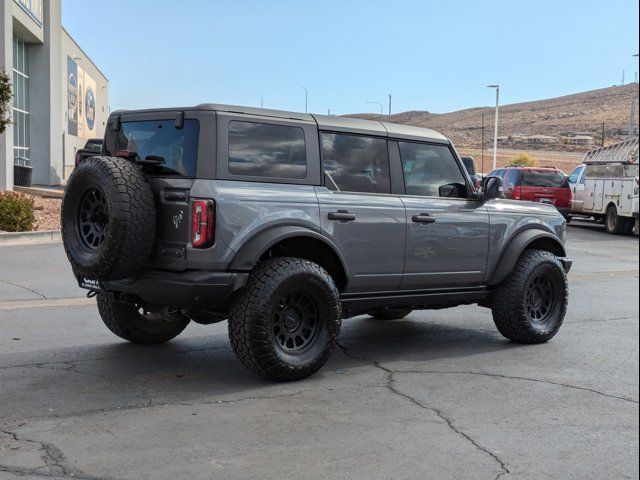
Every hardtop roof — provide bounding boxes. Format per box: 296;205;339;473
110;104;450;144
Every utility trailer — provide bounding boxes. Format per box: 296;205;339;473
569;138;639;235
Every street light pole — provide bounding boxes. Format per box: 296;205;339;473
366;101;384;120
481;113;485;174
487;84;500;170
631;54;639;137
388;94;392;122
301;87;308;113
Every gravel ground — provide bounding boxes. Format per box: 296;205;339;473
33;196;62;231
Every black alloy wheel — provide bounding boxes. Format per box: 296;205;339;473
77;187;109;251
272;290;320;355
525;274;556;326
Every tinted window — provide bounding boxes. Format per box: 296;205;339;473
105;119;199;176
399;142;467;197
521;170;568;187
321;133;390;193
228;121;306;179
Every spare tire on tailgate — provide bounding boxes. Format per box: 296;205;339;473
61;156;156;281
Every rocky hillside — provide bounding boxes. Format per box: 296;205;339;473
348;84;639;150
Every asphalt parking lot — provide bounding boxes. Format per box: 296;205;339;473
0;221;638;480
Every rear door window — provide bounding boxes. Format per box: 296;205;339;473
321;133;390;193
521;170;567;187
228;121;306;179
105;119;199;176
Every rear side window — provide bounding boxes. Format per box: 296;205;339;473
104;119;199;176
228;121;306;179
522;170;567;187
321;133;390;193
399;142;467;197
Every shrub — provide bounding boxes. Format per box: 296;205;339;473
0;191;35;232
509;153;538;167
0;71;12;134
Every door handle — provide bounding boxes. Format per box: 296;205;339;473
412;214;436;224
328;211;356;222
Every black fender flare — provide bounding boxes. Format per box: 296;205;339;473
229;225;350;277
488;229;566;286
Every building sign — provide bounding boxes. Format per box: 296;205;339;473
66;56;98;139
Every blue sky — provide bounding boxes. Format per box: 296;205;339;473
62;0;639;115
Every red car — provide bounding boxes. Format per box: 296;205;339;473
489;167;572;221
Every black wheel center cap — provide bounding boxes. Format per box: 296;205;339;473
91;208;107;230
282;309;301;332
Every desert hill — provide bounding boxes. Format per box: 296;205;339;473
347;84;639;150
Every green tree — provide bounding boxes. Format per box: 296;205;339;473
0;71;12;134
509;153;538;167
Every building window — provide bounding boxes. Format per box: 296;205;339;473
13;34;30;162
14;0;43;25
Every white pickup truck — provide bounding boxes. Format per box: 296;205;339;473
568;138;639;235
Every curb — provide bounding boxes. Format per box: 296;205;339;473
0;230;62;245
14;186;65;199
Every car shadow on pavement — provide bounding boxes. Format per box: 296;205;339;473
1;314;526;421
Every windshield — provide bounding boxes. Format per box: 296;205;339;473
522;170;567;188
104;119;199;176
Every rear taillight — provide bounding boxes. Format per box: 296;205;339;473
191;200;215;248
513;186;521;200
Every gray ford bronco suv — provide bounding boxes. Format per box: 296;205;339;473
61;104;571;381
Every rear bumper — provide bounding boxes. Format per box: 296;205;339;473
103;270;248;309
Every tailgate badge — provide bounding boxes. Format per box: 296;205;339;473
172;210;184;229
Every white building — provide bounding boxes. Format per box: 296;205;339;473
0;0;109;190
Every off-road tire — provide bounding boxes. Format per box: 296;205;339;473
228;257;341;381
605;205;628;235
61;156;156;281
491;249;568;344
368;308;413;320
97;294;190;344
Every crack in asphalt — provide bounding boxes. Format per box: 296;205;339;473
565;315;638;324
2;384;386;425
336;342;510;480
0;428;115;480
0;345;230;372
0;278;47;299
395;370;639;405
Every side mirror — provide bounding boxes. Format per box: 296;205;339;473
481;176;505;201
